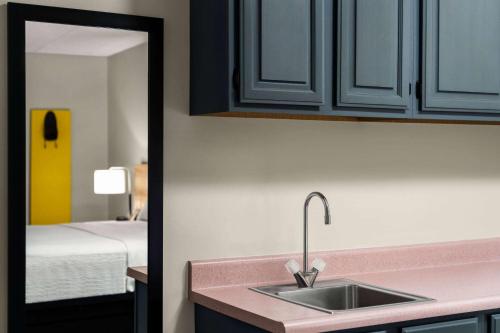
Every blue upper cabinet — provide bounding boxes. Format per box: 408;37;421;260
421;0;500;115
191;0;500;123
240;0;325;105
337;0;412;110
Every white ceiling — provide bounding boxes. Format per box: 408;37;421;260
26;21;148;57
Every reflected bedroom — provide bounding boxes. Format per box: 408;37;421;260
25;21;148;332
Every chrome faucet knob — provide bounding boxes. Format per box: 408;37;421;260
285;259;300;275
311;258;326;273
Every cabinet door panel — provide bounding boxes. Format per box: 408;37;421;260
338;0;411;109
260;0;308;83
403;318;478;333
422;0;500;112
240;0;325;105
492;314;500;333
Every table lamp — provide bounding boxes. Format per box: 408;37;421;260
94;167;132;219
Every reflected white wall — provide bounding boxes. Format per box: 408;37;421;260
108;43;148;219
26;53;109;222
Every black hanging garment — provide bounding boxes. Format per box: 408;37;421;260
43;110;58;148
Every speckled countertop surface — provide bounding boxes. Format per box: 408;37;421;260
189;238;500;333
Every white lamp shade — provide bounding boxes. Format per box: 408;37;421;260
94;169;127;194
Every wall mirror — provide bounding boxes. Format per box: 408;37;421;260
8;4;163;333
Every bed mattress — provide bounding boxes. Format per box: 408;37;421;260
26;221;147;304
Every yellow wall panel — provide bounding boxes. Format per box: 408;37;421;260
30;109;71;225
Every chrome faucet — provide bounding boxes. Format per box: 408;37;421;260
286;192;331;288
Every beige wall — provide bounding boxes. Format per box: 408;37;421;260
2;1;500;333
26;53;109;222
108;43;148;218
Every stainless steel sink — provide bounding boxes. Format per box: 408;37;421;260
251;279;433;314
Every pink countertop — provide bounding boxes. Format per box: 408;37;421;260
189;238;500;333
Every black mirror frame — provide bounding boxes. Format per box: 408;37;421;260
7;3;164;333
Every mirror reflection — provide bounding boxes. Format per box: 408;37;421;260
25;21;149;308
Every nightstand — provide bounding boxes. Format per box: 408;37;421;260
127;267;148;333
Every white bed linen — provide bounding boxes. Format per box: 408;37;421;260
26;224;127;303
26;221;148;303
66;221;148;291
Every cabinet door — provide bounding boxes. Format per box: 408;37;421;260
403;318;479;333
326;331;386;333
240;0;325;105
492;314;500;333
337;0;411;109
422;0;500;113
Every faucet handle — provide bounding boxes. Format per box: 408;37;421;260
311;258;326;272
285;259;301;275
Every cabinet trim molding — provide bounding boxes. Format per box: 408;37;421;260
240;0;326;105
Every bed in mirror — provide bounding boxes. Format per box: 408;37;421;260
8;4;164;333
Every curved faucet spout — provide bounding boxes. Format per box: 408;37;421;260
303;192;331;274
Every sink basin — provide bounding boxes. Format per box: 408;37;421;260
251;279;433;314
